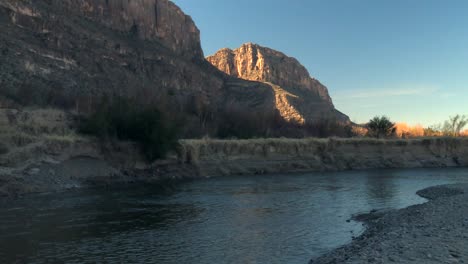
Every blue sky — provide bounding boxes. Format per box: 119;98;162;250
173;0;468;126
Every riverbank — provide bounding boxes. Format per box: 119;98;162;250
2;108;468;197
311;184;468;263
0;109;195;197
179;137;468;176
0;156;197;197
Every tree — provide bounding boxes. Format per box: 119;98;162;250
366;116;396;138
80;97;178;161
441;115;468;137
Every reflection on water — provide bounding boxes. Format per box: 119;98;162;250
1;168;468;264
364;170;398;204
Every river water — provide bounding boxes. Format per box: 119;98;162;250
1;168;468;264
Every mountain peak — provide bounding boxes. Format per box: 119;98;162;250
207;44;349;124
207;43;332;104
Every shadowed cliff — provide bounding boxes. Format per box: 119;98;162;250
0;0;348;138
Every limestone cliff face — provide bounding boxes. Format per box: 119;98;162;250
64;0;203;60
207;43;331;102
207;43;349;124
1;0;203;59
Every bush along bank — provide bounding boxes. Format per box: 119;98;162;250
79;98;179;162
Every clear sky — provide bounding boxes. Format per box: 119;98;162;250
173;0;468;126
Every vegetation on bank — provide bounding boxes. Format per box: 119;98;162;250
357;115;468;139
426;115;468;137
366;116;396;138
78;96;355;161
5;90;466;161
78;97;467;161
184;101;354;139
79;98;178;161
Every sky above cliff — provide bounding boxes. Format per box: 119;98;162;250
173;0;468;126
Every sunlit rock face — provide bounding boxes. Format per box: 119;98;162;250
208;43;331;103
207;43;349;124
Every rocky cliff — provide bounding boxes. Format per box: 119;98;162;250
0;0;348;138
0;0;275;130
207;43;349;124
2;0;203;59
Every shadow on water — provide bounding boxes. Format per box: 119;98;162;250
1;168;468;263
0;181;204;263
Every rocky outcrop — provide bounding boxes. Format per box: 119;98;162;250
207;43;331;102
178;138;468;177
0;0;277;131
207;43;349;124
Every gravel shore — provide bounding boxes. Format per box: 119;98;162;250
311;184;468;264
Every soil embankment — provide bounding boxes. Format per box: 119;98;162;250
179;138;468;177
0;109;193;197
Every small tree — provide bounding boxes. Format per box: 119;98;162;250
366;116;396;138
423;125;442;137
441;115;468;137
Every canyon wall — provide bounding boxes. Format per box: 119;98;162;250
0;0;275;129
1;0;203;59
0;0;349;137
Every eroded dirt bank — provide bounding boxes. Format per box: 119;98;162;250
311;184;468;264
0;109;194;197
179;138;468;177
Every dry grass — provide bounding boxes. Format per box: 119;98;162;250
0;108;82;159
181;136;467;145
179;136;468;163
395;123;425;138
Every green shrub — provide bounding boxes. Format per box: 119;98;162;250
366;116;396;138
80;98;178;161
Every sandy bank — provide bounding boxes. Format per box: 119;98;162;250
179;138;468;176
311;184;468;263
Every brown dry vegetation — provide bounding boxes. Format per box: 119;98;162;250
395;123;425;138
0;108;87;167
359;119;467;139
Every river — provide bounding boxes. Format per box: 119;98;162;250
1;168;468;263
